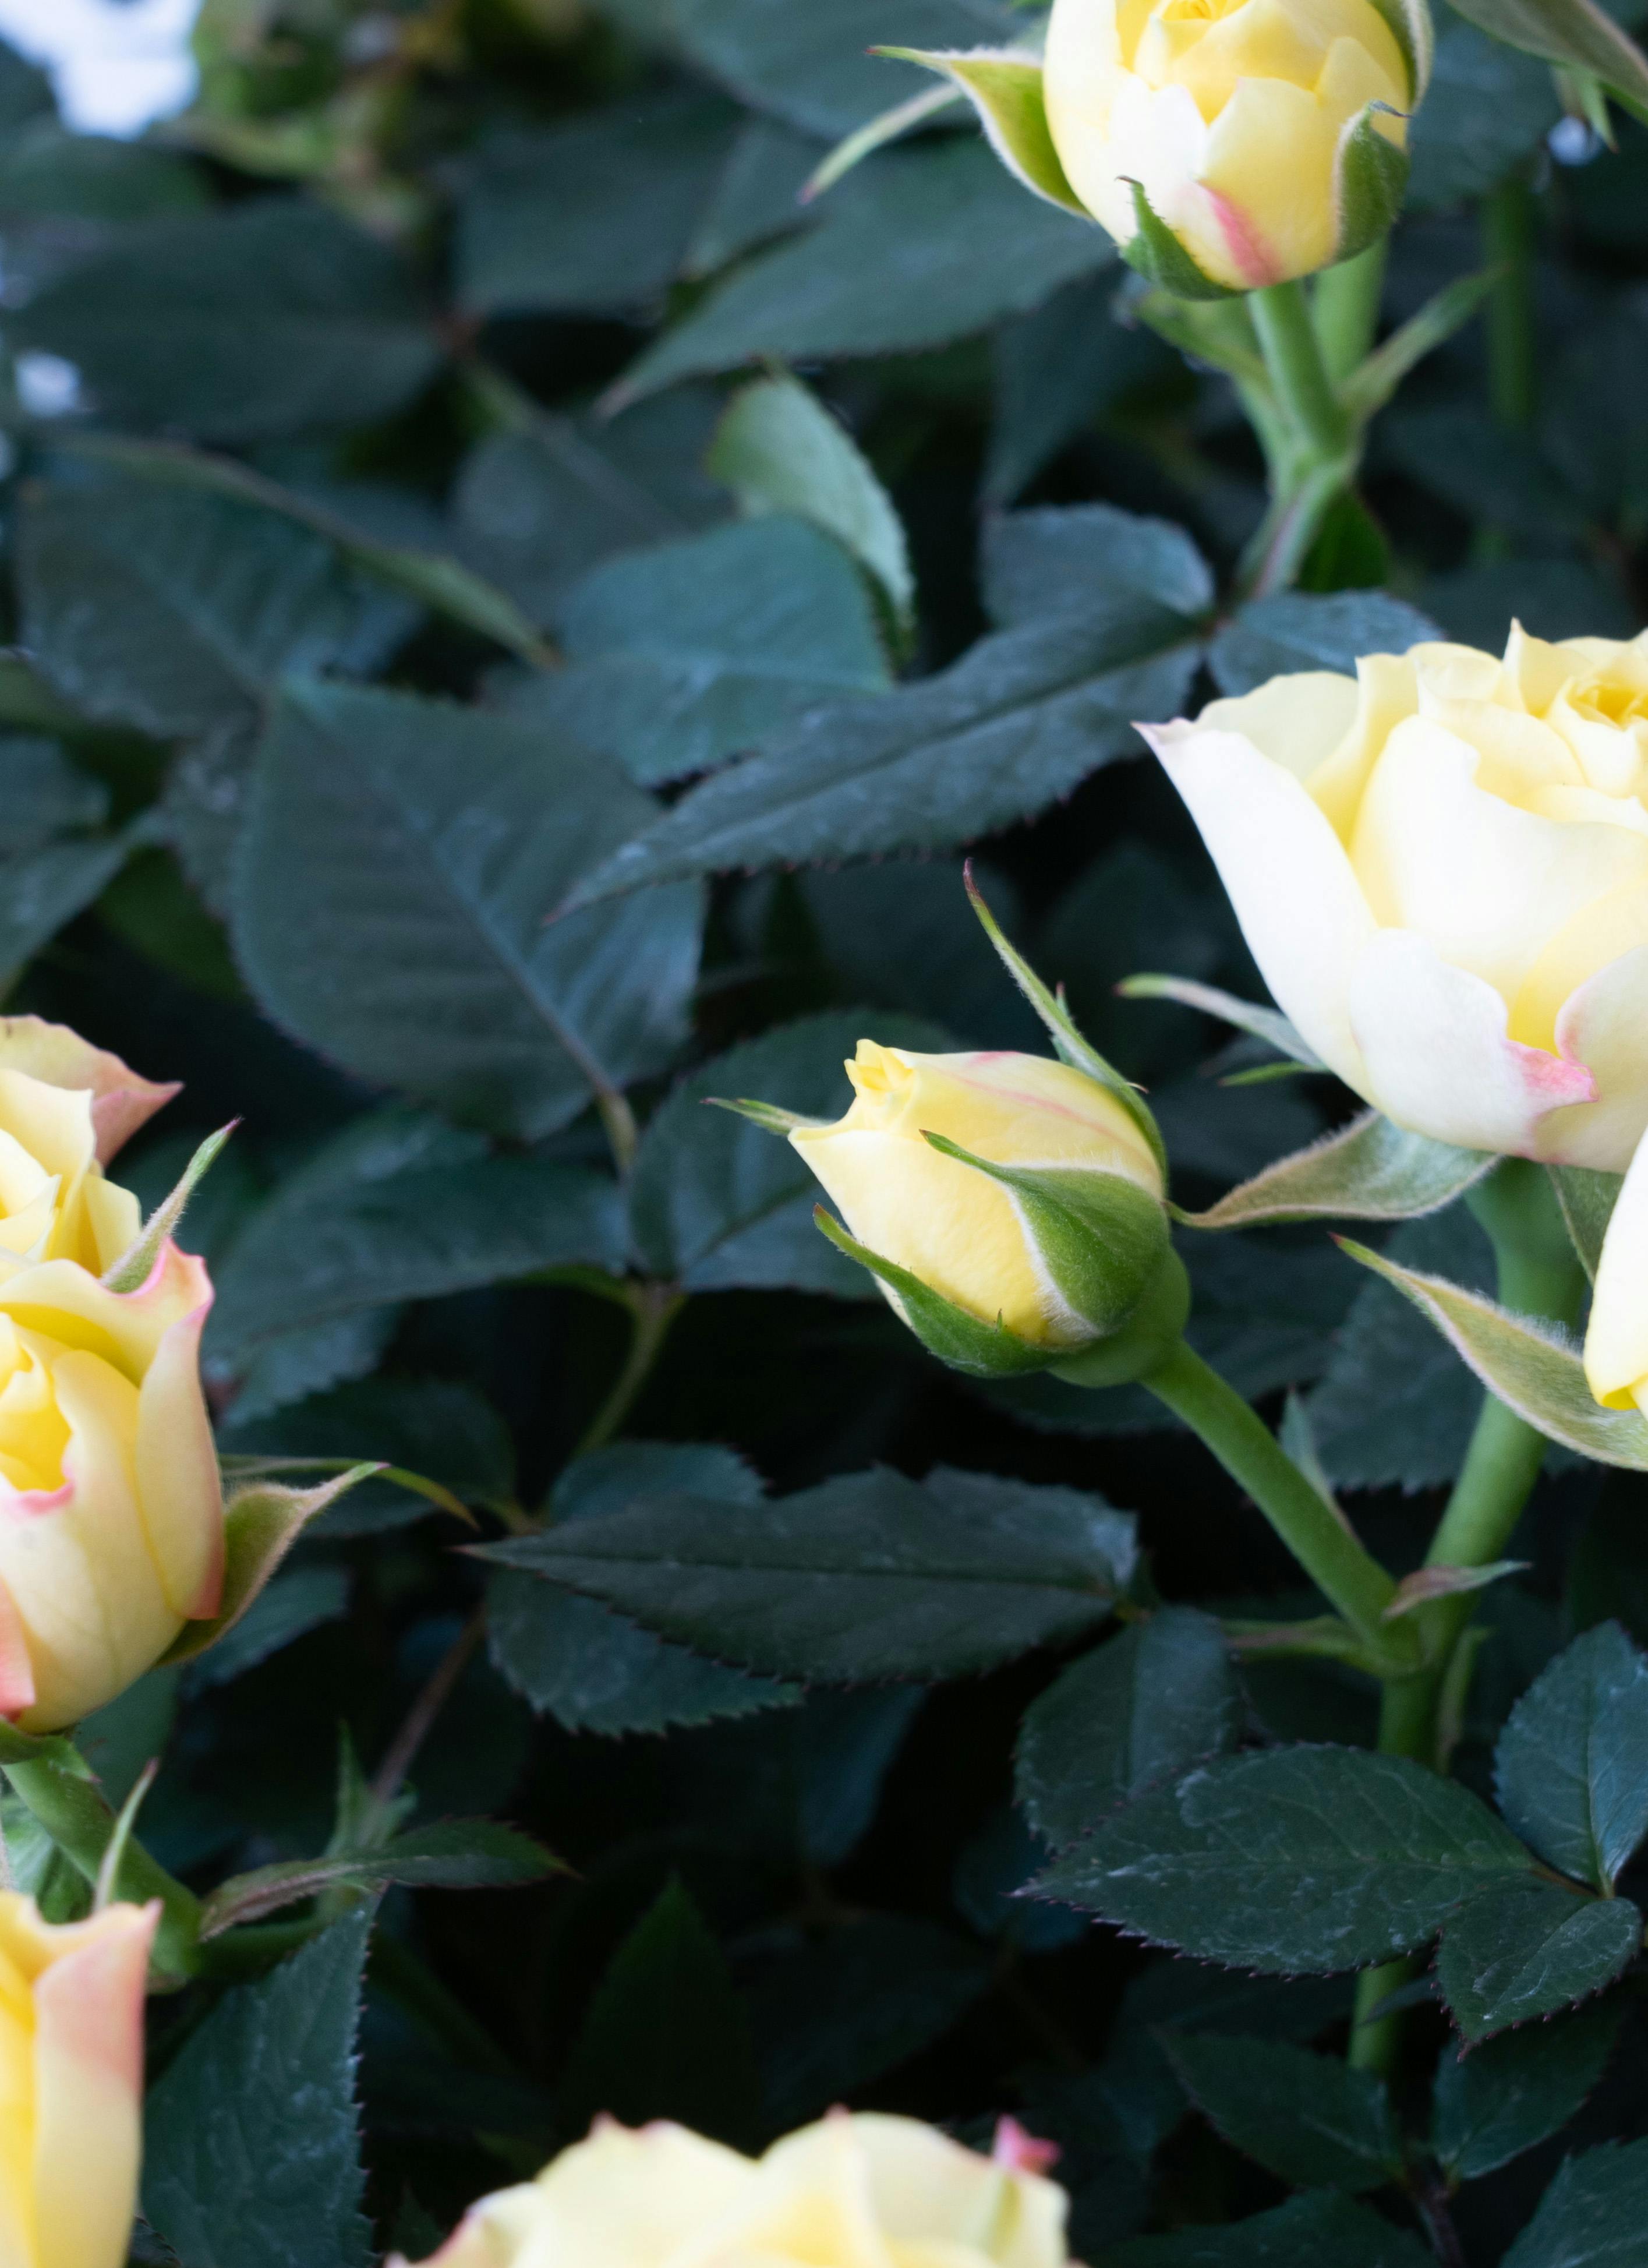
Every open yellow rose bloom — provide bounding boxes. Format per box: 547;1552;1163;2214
400;2110;1073;2268
0;1893;155;2268
1043;0;1413;287
1150;626;1648;1425
791;1043;1164;1348
0;1020;221;1729
1151;630;1648;1172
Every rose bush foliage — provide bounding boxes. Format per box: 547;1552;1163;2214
2;0;1648;2264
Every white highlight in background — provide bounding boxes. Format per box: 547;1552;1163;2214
0;0;201;138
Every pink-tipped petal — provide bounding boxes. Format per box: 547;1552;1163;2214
0;1573;36;1720
993;2117;1062;2176
33;1900;157;2268
0;1019;178;1165
1348;930;1597;1156
1544;944;1648;1171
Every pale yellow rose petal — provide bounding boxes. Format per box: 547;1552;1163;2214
1586;1122;1648;1405
1540;942;1648;1172
793;1125;1070;1344
1194;670;1360;786
0;1019;178;1165
1349;715;1648;998
1346;928;1596;1156
0;1345;181;1730
848;2114;1069;2268
1145;718;1377;1090
135;1299;224;1623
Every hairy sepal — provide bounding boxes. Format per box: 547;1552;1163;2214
876;48;1088;215
160;1466;384;1668
1182;1111;1494;1230
1336;1240;1648;1468
1120;180;1239;302
812;1206;1055;1377
920;1133;1170;1336
1332;104;1410;266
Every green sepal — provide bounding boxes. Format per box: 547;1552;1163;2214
1364;0;1434;102
706;1094;827;1137
1334;1238;1648;1469
158;1465;384;1669
1051;1248;1192;1388
1549;1164;1621;1285
1179;1110;1494;1231
963;864;1168;1183
1332;104;1410;267
1119;179;1238;302
812;1206;1055;1377
919;1133;1170;1336
102;1121;236;1294
875;48;1088;215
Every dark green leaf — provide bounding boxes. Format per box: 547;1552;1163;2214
1208;592;1442;696
988;274;1172;505
13;202;438;443
232;681;702;1140
488;1443;800;1735
1309;1204;1497;1490
1106;2190;1431;2268
480;1465;1136;1682
1034;1746;1534;1973
1407;18;1562;209
17;479;392;739
742;1916;990;2128
1503;2140;1648;2268
564;613;1199;905
1495;1622;1648;1891
982;501;1214;626
1435;1880;1642;2041
59;435;549;670
614;140;1111;404
664;0;1016;137
143;1912;373;2268
184;1566;351;1692
558;1879;759;2144
0;832;131;978
457;94;739;316
1444;0;1648;114
1431;1998;1622;2181
629;1009;951;1294
1162;2032;1401;2192
209;1107;623;1358
534;517;890;785
1016;1609;1242;1851
454;389;730;621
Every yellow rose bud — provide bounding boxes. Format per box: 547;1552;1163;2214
791;1041;1168;1355
0;1235;224;1730
0;1892;157;2268
1043;0;1422;288
1146;627;1648;1173
395;2111;1073;2268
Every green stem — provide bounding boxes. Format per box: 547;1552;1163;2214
574;1280;684;1461
1145;1341;1414;1671
1348;1161;1586;2073
1250;280;1350;462
5;1750;201;1979
1313;239;1388;388
1482;172;1538;431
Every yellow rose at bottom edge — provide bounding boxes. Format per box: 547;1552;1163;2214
0;1893;157;2268
397;2110;1074;2268
791;1044;1164;1348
